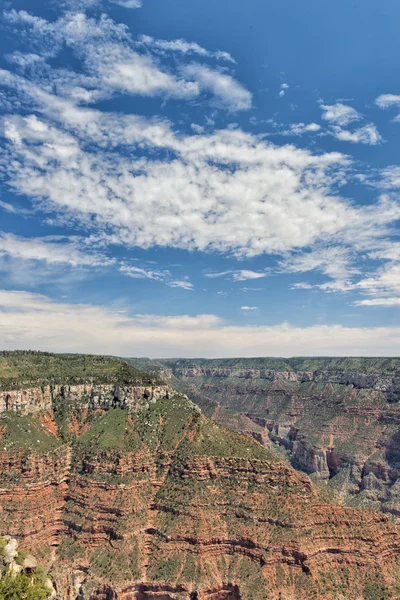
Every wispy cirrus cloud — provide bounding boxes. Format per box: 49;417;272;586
204;270;269;281
137;35;234;62
119;265;193;290
111;0;142;8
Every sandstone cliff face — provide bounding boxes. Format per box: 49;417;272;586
0;384;171;416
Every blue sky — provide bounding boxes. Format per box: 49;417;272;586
0;0;399;357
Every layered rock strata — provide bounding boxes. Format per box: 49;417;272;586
0;384;170;415
159;359;400;516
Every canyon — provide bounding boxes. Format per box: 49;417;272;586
1;352;400;599
155;358;400;517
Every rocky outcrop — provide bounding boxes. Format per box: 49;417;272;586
0;384;171;416
0;446;70;548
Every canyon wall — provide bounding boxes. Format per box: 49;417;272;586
159;359;400;516
0;384;171;415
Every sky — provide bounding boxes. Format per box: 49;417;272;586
0;0;399;357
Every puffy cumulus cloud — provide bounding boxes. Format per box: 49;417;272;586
0;231;112;267
0;290;399;356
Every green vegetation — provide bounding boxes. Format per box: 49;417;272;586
287;356;400;373
159;356;400;373
0;351;162;391
0;412;61;451
0;537;50;600
0;572;49;600
159;357;295;370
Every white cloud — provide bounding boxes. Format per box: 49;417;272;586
2;11;244;106
0;200;23;214
111;0;142;7
280;246;358;291
0;232;111;267
355;263;400;296
290;282;313;290
119;265;168;281
330;124;383;145
284;243;400;304
119;265;193;289
204;271;232;279
379;166;400;189
354;297;400;307
320;103;383;145
181;63;252;111
279;122;321;136
279;83;289;98
168;280;194;290
0;290;399;356
204;270;268;281
0;7;399;308
1;105;370;257
232;270;268;281
138;35;234;62
321;103;361;126
375;94;400;109
241;306;258;310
